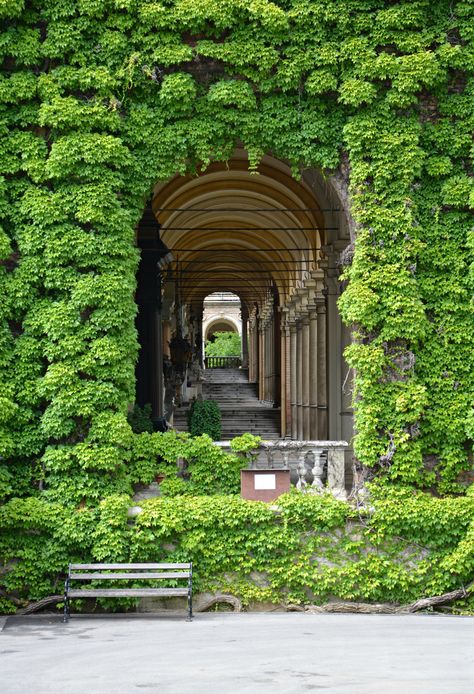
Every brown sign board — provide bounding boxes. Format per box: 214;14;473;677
241;469;291;502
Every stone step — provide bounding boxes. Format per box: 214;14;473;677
174;413;280;421
203;395;259;400
203;369;249;382
175;368;281;437
203;395;260;401
203;388;258;395
204;392;257;396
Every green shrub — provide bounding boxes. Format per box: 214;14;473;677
205;331;241;357
128;430;245;495
187;400;222;440
127;404;154;434
230;433;262;466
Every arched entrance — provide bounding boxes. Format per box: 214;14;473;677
205;319;239;340
136;150;353;443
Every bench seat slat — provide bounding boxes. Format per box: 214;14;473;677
70;563;191;570
70;572;190;580
68;588;189;598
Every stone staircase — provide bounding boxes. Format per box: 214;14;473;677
173;368;281;440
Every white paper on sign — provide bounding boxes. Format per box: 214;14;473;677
254;474;276;490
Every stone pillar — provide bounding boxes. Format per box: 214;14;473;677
269;317;275;404
194;307;204;369
262;322;267;401
309;308;318;439
265;321;270;402
253;317;259;385
241;307;249;369
162;320;171;358
302;315;310;439
317;303;328;438
326;271;342;440
248;317;256;382
152;305;164;418
290;321;298;440
296;319;303;440
328;448;347;500
282;320;291;438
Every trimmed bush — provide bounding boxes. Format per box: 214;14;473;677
187;400;222;440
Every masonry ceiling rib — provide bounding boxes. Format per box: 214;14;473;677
152;150;323;307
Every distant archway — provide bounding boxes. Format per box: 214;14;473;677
205;319;239;341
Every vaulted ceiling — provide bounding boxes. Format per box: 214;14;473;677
152;150;325;311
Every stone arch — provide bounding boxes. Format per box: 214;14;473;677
137;149;353;445
204;317;240;341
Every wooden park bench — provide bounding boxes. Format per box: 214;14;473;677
63;562;193;622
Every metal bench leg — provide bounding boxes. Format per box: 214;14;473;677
187;565;193;621
63;579;70;623
187;591;193;622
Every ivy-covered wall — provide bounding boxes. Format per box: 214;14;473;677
1;488;473;612
1;0;472;502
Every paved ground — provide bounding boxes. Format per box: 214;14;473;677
0;612;473;693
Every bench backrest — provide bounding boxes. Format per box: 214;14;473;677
68;563;192;581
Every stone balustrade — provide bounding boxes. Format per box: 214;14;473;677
205;356;242;369
216;440;349;500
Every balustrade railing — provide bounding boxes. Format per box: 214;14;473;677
205;356;242;369
216;439;348;500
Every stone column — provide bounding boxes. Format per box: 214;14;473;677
290;321;298;440
302;315;310;439
253;317;259;385
162;320;171;358
296;319;303;440
248;317;256;382
262;322;267;401
194;307;204;369
266;321;270;402
317;302;328;439
309;308;318;439
152;305;164;418
241;307;249;369
282;320;291;438
270;316;275;404
328;448;347;500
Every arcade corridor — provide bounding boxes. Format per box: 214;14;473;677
135;150;354;444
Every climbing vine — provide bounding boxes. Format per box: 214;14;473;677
1;489;473;613
0;0;473;609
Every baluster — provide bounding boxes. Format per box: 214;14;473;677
266;447;275;469
296;449;307;491
311;449;324;492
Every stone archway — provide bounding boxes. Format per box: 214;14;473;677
205;320;239;339
136;149;353;444
3;1;470;506
203;294;242;344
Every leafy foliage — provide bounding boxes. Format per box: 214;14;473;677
205;331;241;357
0;0;473;611
187;399;222;440
1;488;472;612
129;430;246;495
0;0;471;496
127;403;154;434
